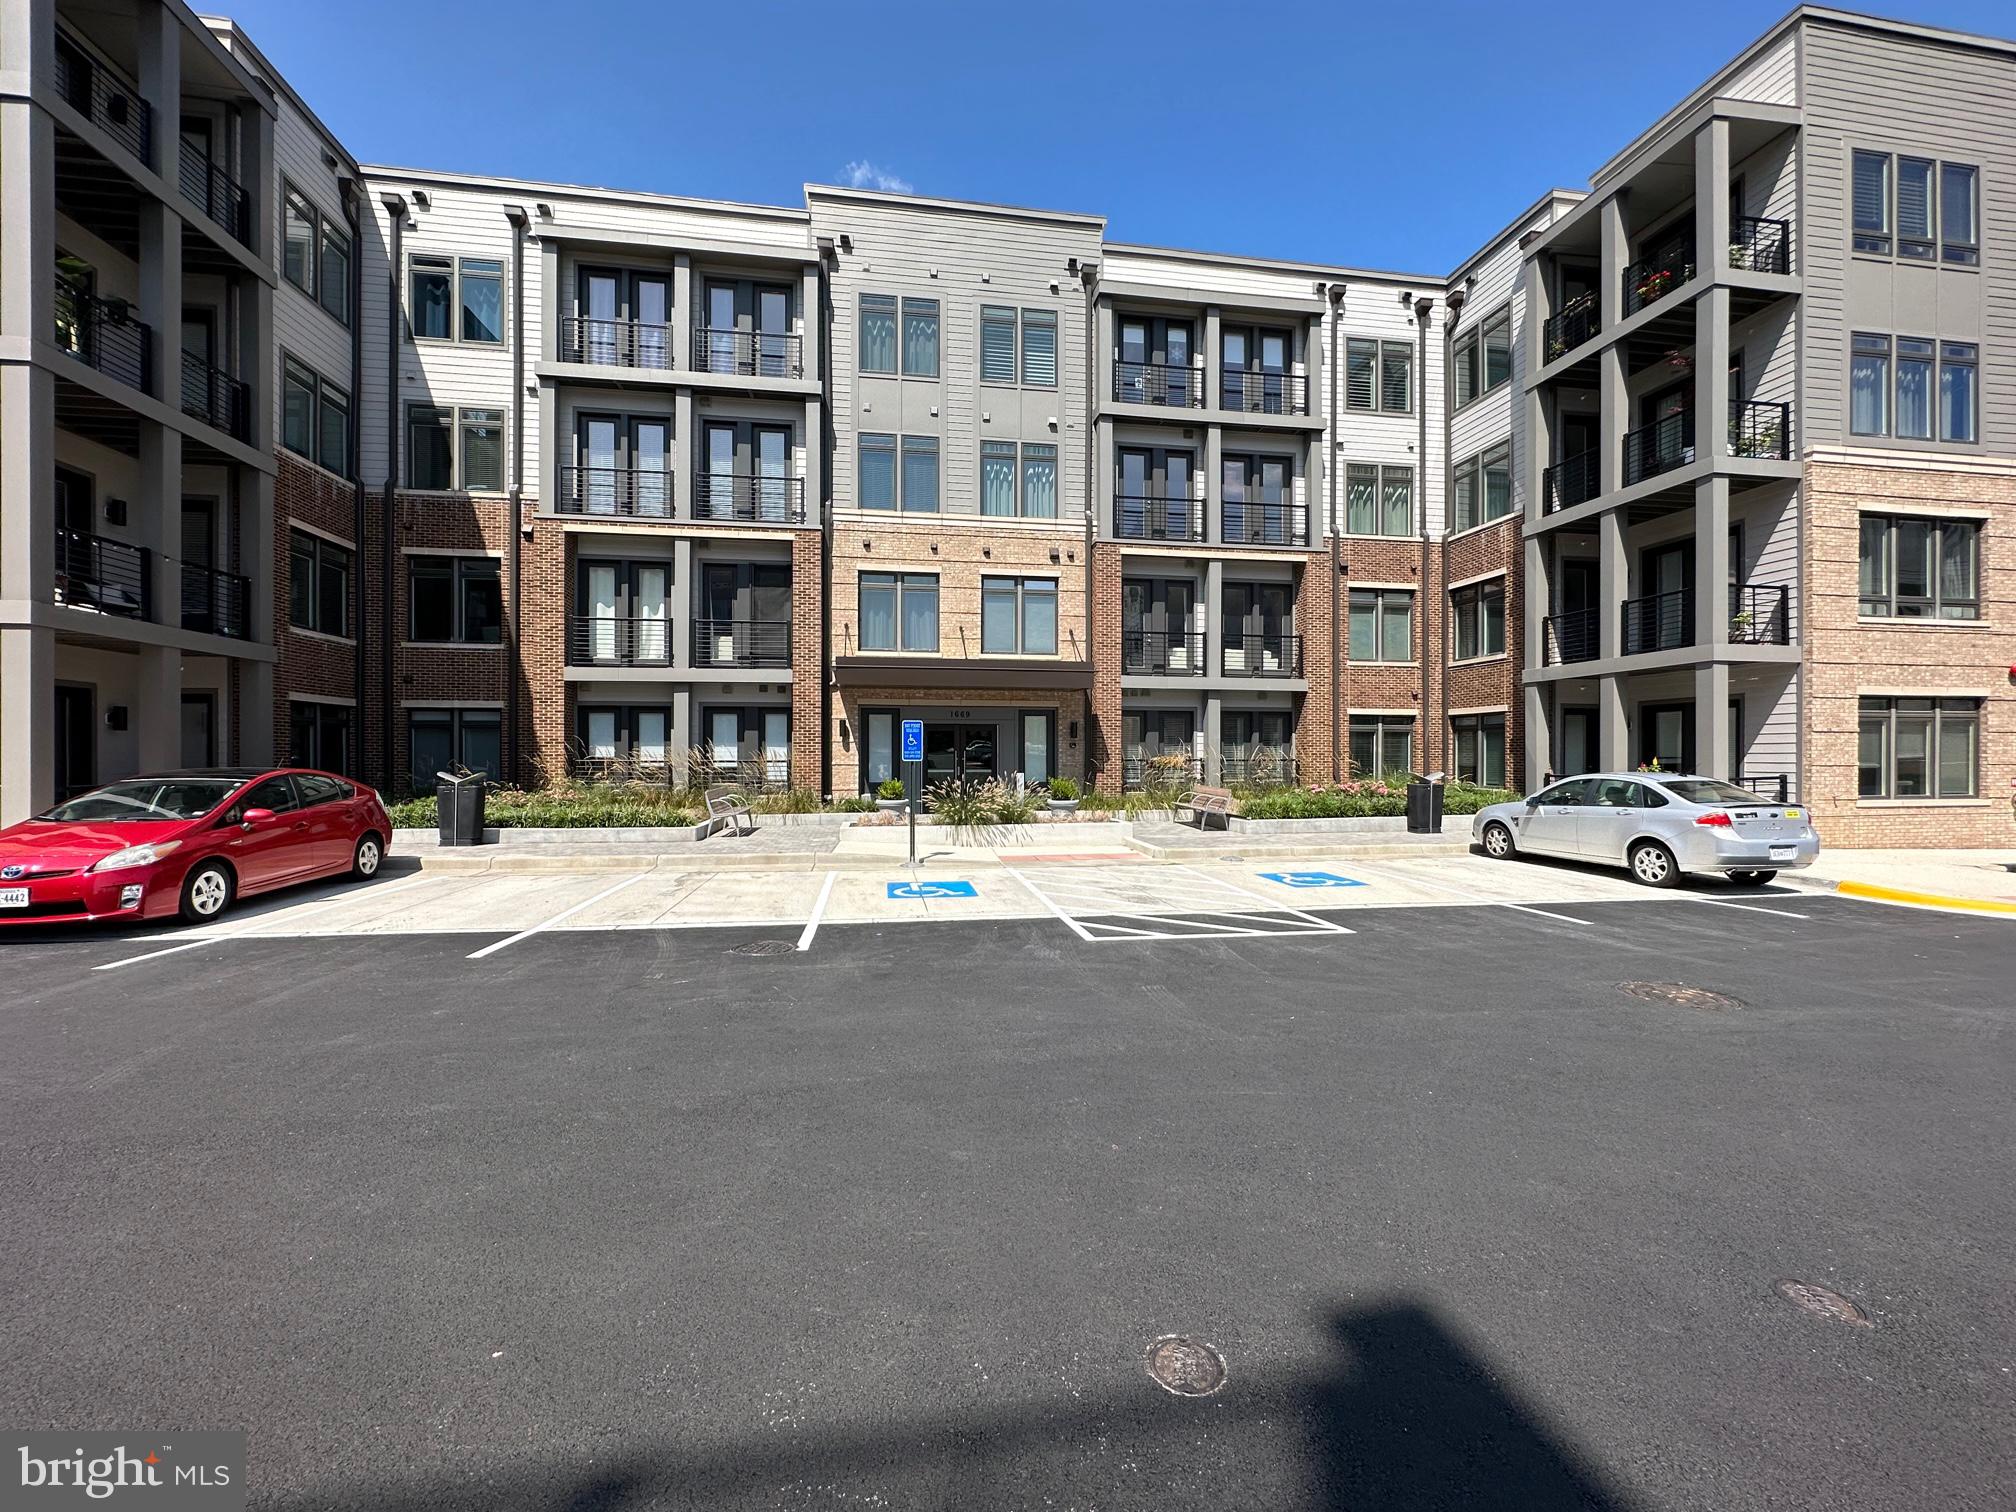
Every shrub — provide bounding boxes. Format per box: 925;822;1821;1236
831;796;876;812
1045;776;1080;801
926;779;994;825
876;778;908;800
1234;779;1519;821
751;787;822;814
990;784;1043;824
388;781;697;830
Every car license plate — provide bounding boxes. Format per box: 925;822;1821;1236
0;887;28;908
1769;844;1796;862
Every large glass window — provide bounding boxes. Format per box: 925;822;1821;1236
1342;463;1413;538
1021;442;1057;518
1852;150;1982;267
282;182;350;329
1858;697;1979;799
1895;337;1934;439
283;187;315;295
1940;342;1977;442
978;440;1055;518
1942;163;1979;264
1858;514;1979;618
288;528;351;638
1343;338;1411;413
981;577;1058;655
981;439;1017;516
1851;331;1890;436
460;408;504;491
406;404;454;489
1451;307;1511;409
1851;332;1977;443
980;306;1016;383
1853;149;1892;254
1452;444;1512;531
318;220;351;325
1348;716;1414;779
283;355;349;477
409;254;454;341
289;699;352;775
900;435;939;512
859;572;938;652
901;297;939;377
1021;308;1057;387
460;259;504;343
410;254;501;344
407;708;502;793
1451;713;1506;788
1348;589;1412;663
409;555;502;644
1450;579;1506;660
859;432;896;509
859;293;897;373
282;356;315;459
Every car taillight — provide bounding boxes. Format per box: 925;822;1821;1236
1694;810;1734;828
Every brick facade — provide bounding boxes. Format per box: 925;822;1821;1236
790;528;824;794
1442;518;1524;787
272;452;365;768
1291;552;1335;783
1087;542;1124;794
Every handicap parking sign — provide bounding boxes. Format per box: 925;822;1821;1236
888;880;977;899
901;719;924;763
1258;870;1365;889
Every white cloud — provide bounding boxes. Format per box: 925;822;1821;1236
843;159;914;194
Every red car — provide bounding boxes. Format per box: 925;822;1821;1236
0;767;391;926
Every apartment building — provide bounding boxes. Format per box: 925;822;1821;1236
3;2;2010;847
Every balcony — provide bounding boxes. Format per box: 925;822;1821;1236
559;316;674;371
1222;750;1297;787
55;275;151;394
1220;368;1310;416
1622;241;1696;317
180;350;249;441
54;525;150;620
1542;449;1600;513
1222;632;1302;678
1542;607;1599;666
692;326;802;379
566;615;673;667
1729;400;1790;460
1120;629;1205;676
181;563;250;639
1220;501;1309;548
1730;216;1791;276
1728;583;1791;645
1122;754;1201;791
693;618;791;669
178;139;250;247
1622;407;1694;488
1738;772;1793;803
53;32;152;165
1621;588;1692;656
1543;293;1600;362
1115;494;1202;542
1113;361;1202;408
691;473;805;524
554;465;674;519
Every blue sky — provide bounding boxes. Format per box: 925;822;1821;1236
224;0;2014;275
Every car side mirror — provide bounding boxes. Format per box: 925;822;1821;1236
1524;796;1542;809
240;807;276;828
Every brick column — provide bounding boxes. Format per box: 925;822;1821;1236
1086;541;1124;794
1292;555;1333;785
790;528;823;794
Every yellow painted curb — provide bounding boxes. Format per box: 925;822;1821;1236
1837;879;2016;915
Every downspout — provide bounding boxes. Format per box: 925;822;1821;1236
1413;294;1434;774
1325;284;1343;783
1079;259;1097;783
378;192;406;792
1441;287;1467;784
342;176;366;772
503;205;529;786
816;240;835;799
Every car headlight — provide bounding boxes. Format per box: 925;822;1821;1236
89;840;181;873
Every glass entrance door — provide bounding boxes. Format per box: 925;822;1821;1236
1639;702;1695;773
923;724;996;784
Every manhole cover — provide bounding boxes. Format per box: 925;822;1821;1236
1144;1336;1227;1397
726;940;796;957
1774;1280;1872;1326
1620;981;1745;1012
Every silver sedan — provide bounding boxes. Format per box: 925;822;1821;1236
1472;773;1820;887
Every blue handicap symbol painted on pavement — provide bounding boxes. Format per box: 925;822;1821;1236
1258;870;1366;889
887;880;978;900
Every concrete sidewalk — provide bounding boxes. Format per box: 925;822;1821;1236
1786;846;2016;913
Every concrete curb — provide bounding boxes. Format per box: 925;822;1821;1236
1833;879;2016;915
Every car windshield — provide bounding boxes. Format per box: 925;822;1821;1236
35;778;245;822
1656;778;1771;806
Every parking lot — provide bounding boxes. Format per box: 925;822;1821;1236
3;855;2011;1510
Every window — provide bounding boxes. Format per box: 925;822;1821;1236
1349;715;1414;779
1858;697;1979;799
281;182;351;328
1853;150;1982;265
1851;333;1976;443
1021;308;1057;386
460;408;504;491
979;440;1056;518
1451;713;1506;788
859;572;938;652
981;440;1016;516
288;528;351;638
859;294;897;373
1450;579;1506;660
902;296;939;376
1345;338;1410;411
1348;589;1412;663
409;254;503;344
282;355;350;476
981;306;1016;383
1342;463;1413;537
978;305;1057;386
406;404;453;489
1452;308;1512;409
1451;443;1512;532
859;432;896;509
289;699;352;775
407;708;502;793
900;435;939;512
1858;514;1979;618
981;577;1058;655
1380;340;1413;412
577;705;673;773
1021;443;1057;518
409;555;502;644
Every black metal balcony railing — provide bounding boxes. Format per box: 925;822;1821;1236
1543;607;1600;665
1728;582;1792;645
1622;587;1694;655
1623;240;1696;316
1543;292;1600;362
692;326;802;379
54;276;151;394
691;472;805;524
1120;629;1206;676
180;350;249;440
1115;494;1203;542
1730;216;1792;276
1221;502;1310;548
178;139;250;246
1222;751;1298;788
554;465;675;519
1222;632;1303;677
1738;772;1793;804
53;34;153;164
692;618;791;668
566;615;674;667
1730;399;1791;460
1623;408;1695;487
1113;361;1203;408
559;316;675;370
54;525;150;620
181;563;250;639
1122;755;1202;792
1543;449;1601;513
1220;368;1310;416
691;756;794;793
569;752;678;784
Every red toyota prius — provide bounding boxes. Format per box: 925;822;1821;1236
0;768;391;927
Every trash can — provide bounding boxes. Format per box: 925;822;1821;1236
436;770;487;846
1405;773;1445;835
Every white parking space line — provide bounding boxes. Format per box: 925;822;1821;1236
465;872;651;960
1006;864;1353;944
1688;896;1811;919
1002;866;1096;942
1343;859;1598;926
92;872;438;970
796;872;838;952
92;939;215;972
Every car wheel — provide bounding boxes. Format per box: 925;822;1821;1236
179;861;235;923
351;833;384;880
1628;841;1681;889
1727;869;1777;886
1481;821;1516;859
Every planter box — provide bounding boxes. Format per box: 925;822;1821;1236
1225;814;1474;836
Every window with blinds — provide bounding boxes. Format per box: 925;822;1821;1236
1342;463;1413;537
981;307;1016;383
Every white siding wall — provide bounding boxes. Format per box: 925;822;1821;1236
1723;31;1799;108
1327;277;1443;535
268;94;353;458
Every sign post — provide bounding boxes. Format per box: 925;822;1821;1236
900;719;924;869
